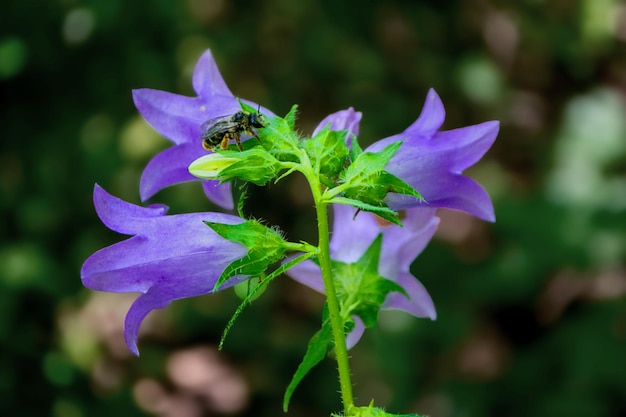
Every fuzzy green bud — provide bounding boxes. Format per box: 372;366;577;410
189;148;283;186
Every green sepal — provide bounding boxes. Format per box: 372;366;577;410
217;148;283;186
220;252;314;350
261;106;301;162
330;196;401;226
342;141;401;180
239;100;300;162
338;142;422;206
205;220;288;291
238;99;258;114
332;235;407;328
338;401;427;417
283;305;334;412
243;101;297;132
284;104;298;131
303;124;351;178
350;135;363;160
235;182;248;218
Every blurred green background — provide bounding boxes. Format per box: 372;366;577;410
2;0;626;416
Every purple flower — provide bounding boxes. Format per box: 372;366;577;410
81;185;248;355
323;89;499;222
132;49;274;210
287;204;439;348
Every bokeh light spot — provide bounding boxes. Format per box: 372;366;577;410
0;37;27;80
63;8;95;45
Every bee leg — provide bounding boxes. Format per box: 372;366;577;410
233;132;243;151
244;128;263;145
220;133;231;150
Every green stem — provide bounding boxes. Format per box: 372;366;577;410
283;241;317;254
299;149;354;414
315;200;355;414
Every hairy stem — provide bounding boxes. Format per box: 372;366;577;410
299;149;354;414
315;200;354;414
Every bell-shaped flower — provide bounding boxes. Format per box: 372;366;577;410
132;49;274;209
286;204;439;348
321;89;499;222
81;185;248;355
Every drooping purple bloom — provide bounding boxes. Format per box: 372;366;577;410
133;49;274;209
81;185;248;355
287;204;439;348
322;89;499;222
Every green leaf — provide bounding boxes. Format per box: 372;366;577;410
205;220;288;290
283;310;333;412
330;196;401;226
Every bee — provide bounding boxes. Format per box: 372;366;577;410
200;108;267;151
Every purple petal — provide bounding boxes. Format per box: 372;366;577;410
93;183;167;235
313;108;362;148
383;271;436;319
329;204;380;263
132;89;206;145
405;88;446;137
192;49;233;98
433;121;499;172
140;142;202;201
124;264;247;356
202;180;234;210
379;208;440;277
385;174;495;222
285;258;325;293
82;242;243;293
138;130;234;208
346;316;365;349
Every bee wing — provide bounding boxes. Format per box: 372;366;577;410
200;115;232;131
202;122;239;140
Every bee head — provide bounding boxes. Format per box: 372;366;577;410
249;112;267;128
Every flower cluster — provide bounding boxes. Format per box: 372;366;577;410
81;49;499;357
